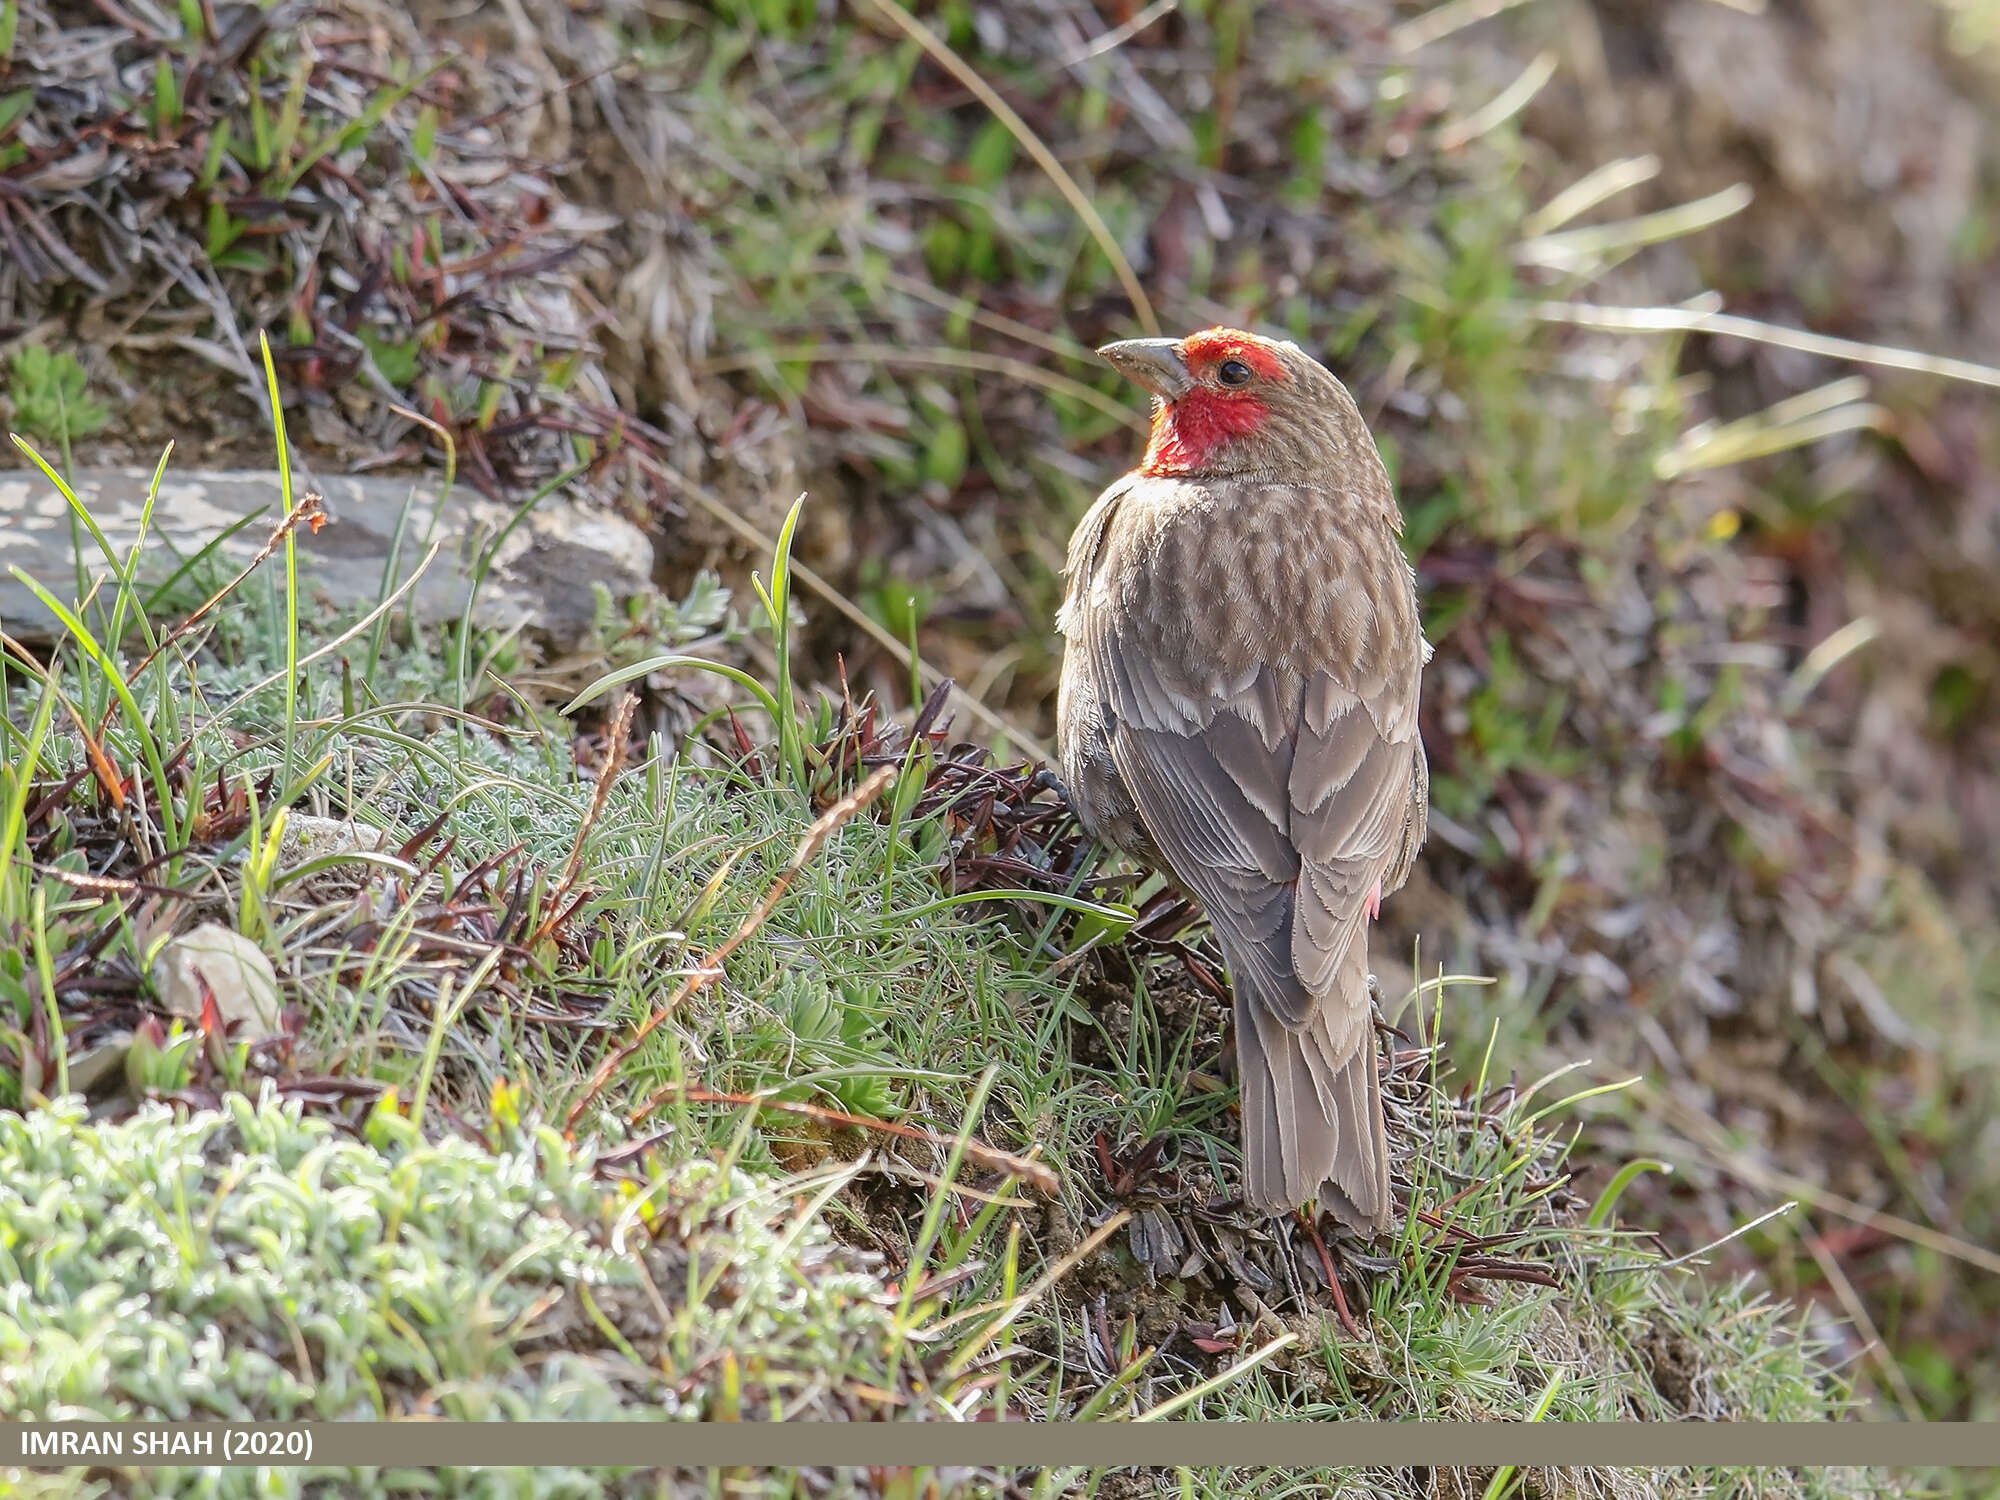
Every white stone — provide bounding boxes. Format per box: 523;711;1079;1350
151;924;285;1040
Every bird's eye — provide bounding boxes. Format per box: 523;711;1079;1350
1216;358;1253;387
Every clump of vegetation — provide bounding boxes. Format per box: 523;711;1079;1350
0;1093;939;1430
7;0;1997;1459
3;346;111;447
545;0;1998;1425
0;0;628;498
2;375;1867;1500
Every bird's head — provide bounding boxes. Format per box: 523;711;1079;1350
1099;327;1373;482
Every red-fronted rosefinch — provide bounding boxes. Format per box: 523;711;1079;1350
1056;327;1430;1233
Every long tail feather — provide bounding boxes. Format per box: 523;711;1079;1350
1233;936;1390;1231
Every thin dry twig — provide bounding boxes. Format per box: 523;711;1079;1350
1133;1329;1298;1422
852;0;1160;337
1531;300;2000;392
1516;184;1755;272
1804;1227;1926;1423
1521;154;1663;239
941;1208;1135;1373
824;262;1101;365
699;342;1148;431
533;690;637;946
631;1083;1058;1195
116;490;327;692
1391;0;1539;54
562;763;900;1133
1634;1079;2000;1279
1051;0;1178;69
1436;50;1558;152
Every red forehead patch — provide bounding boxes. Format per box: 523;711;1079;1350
1179;327;1288;383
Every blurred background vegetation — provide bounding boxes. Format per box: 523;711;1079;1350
4;0;1999;1446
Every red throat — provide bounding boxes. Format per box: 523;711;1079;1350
1140;390;1270;476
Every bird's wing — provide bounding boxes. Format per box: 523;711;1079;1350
1076;476;1424;1031
1287;674;1418;1001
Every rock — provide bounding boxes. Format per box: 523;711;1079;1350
151;923;284;1040
0;468;655;648
279;812;392;869
277;813;408;902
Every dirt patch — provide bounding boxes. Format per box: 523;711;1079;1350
1637;1321;1702;1416
1;348;274;472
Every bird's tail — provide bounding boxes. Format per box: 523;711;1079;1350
1233;935;1391;1233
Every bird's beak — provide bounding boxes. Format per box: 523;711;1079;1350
1098;338;1193;401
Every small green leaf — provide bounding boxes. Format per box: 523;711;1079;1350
412;103;438;160
198;117;233;190
965;117;1015;185
1587;1159;1672;1229
153;56;182;137
5;345;113;441
269;56;310;174
0;87;34;139
360;329;421;386
924;217;965;282
212;246;273;274
922;419;968;489
247;63;272;169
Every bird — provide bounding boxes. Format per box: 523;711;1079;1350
1055;326;1430;1234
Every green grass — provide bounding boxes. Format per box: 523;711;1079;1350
7;0;1983;1479
0;368;1870;1499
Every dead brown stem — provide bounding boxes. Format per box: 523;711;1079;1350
632;1084;1057;1196
533;690;636;947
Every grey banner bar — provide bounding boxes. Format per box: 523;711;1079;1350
3;1423;1997;1469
